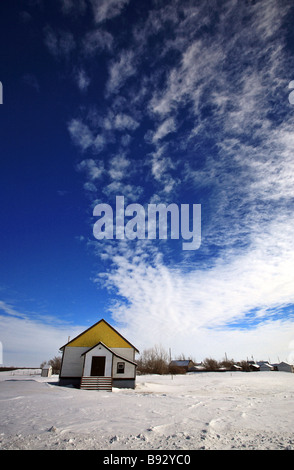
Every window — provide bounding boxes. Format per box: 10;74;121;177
117;362;125;374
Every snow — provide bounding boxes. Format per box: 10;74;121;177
0;370;294;450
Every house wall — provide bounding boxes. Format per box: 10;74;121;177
83;344;113;376
112;355;136;379
60;346;88;377
112;347;135;361
60;345;137;377
113;378;136;389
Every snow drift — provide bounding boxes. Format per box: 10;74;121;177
0;370;293;450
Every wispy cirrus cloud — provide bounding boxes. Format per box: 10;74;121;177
76;158;104;181
74;68;91;92
59;0;87;17
68;118;106;153
90;0;130;24
46;0;294;361
108;153;130;181
82;29;114;55
0;301;27;319
102;211;294;360
106;50;137;96
44;26;76;59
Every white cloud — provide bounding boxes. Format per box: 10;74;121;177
0;300;89;366
109;154;130;181
59;0;87;16
102;181;143;202
75;69;90;92
64;0;294;364
150;155;178;194
147;0;290;126
90;0;130;24
68;119;106;153
103;215;294;361
68;119;94;151
0;314;85;367
148;38;215;118
0;301;27;319
114;113;139;132
76;158;104;180
106;50;137;95
152;117;176;143
82;29;113;55
44;26;75;59
83;181;97;192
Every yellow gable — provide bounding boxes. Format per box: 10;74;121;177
66;319;132;349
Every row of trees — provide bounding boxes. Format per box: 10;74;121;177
136;346;252;374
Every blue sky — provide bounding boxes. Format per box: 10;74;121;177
1;0;294;366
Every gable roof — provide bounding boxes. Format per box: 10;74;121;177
170;360;193;367
81;341;137;366
60;319;139;352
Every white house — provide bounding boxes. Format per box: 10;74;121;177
59;319;139;390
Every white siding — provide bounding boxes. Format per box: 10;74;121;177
112;355;135;379
61;346;88;377
61;344;137;379
83;344;113;376
111;347;135;361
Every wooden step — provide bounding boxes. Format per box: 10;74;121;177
80;376;112;391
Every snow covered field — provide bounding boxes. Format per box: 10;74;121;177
0;370;293;450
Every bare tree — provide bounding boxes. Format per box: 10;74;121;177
202;357;220;371
137;345;169;375
220;356;235;370
48;356;62;374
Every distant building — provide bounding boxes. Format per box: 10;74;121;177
257;362;274;371
273;362;294;373
188;364;206;372
169;360;195;373
41;365;52;377
248;363;260;371
59;319;139;390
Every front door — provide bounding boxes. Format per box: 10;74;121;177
90;356;105;376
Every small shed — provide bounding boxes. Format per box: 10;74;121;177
41;365;52;377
